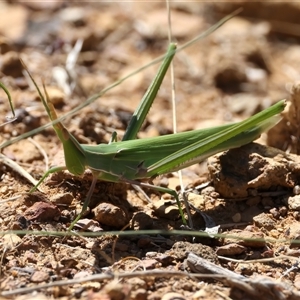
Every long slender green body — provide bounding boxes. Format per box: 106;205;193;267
23;42;286;229
81;116;280;182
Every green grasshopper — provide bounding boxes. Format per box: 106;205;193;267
23;42;285;229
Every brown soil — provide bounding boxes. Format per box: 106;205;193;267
1;2;300;300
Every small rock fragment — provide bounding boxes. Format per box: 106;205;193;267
127;278;147;290
138;259;159;270
24;202;60;222
51;193;73;205
234;262;255;276
294;185;300;195
153;199;180;220
24;250;37;263
213;60;247;93
269;229;280;238
60;258;78;268
30;270;50;283
162;292;186;300
224;230;265;248
0;51;23;77
269;208;280;219
216;243;246;256
130;288;147;300
93;202;129;228
73;270;93;279
171;241;218;263
253;213;276;230
0;36;13;54
59;6;87;25
44;86;65;106
2;234;22;250
155;254;174;266
279;206;288;216
103;281;131;300
288;195;300;211
131;212;153;230
200;186;216;196
187;193;205;209
232;212;241;223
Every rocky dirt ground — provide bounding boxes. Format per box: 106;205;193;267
1;1;300;300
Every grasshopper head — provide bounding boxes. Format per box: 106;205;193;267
45;92;87;176
61;128;86;176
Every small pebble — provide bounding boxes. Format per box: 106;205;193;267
131;212;153;230
51;193;73;205
253;213;276;230
0;51;23;77
216;243;246;256
224;230;265;248
44;86;65;106
127;278;147;290
269;208;280;219
93;202;129;228
24;202;60;222
138;259;159;270
288;195;300;211
279;206;287;217
153;200;180;220
30;271;50;283
161;292;186;300
293;185;300;195
130;288;148;300
232;212;241;223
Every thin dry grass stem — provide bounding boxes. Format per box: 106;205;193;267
0;270;199;297
0;195;23;204
187;252;300;299
28;137;49;171
166;0;193;228
218;254;300;264
0;153;40;190
112;223;130;263
131;184;152;203
281;261;300;279
112;256;144;278
53;38;83;96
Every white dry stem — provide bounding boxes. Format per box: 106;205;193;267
28;137;49;172
53;38;83;95
0;153;41;191
166;0;193;227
